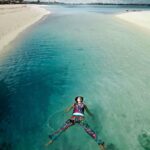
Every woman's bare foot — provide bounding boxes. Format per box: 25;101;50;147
99;143;106;150
45;140;53;147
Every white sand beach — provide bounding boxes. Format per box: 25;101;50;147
0;4;50;52
116;11;150;30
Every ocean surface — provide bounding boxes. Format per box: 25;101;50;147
0;5;150;150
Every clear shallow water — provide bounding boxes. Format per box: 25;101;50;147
0;5;150;150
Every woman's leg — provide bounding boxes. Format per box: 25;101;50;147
79;120;105;149
47;118;75;144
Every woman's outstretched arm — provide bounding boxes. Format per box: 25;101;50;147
64;103;74;113
84;105;94;117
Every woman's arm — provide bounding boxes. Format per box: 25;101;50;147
85;105;94;117
64;103;74;113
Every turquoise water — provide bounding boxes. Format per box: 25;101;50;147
0;5;150;150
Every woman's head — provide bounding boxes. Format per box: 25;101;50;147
75;96;84;103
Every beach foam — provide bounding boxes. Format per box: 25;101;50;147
0;4;50;52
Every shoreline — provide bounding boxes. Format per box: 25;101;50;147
116;10;150;30
0;4;50;53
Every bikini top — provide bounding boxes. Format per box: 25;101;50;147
72;102;85;115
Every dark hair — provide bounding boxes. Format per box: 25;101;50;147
75;96;84;102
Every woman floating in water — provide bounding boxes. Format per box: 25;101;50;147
45;96;106;150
